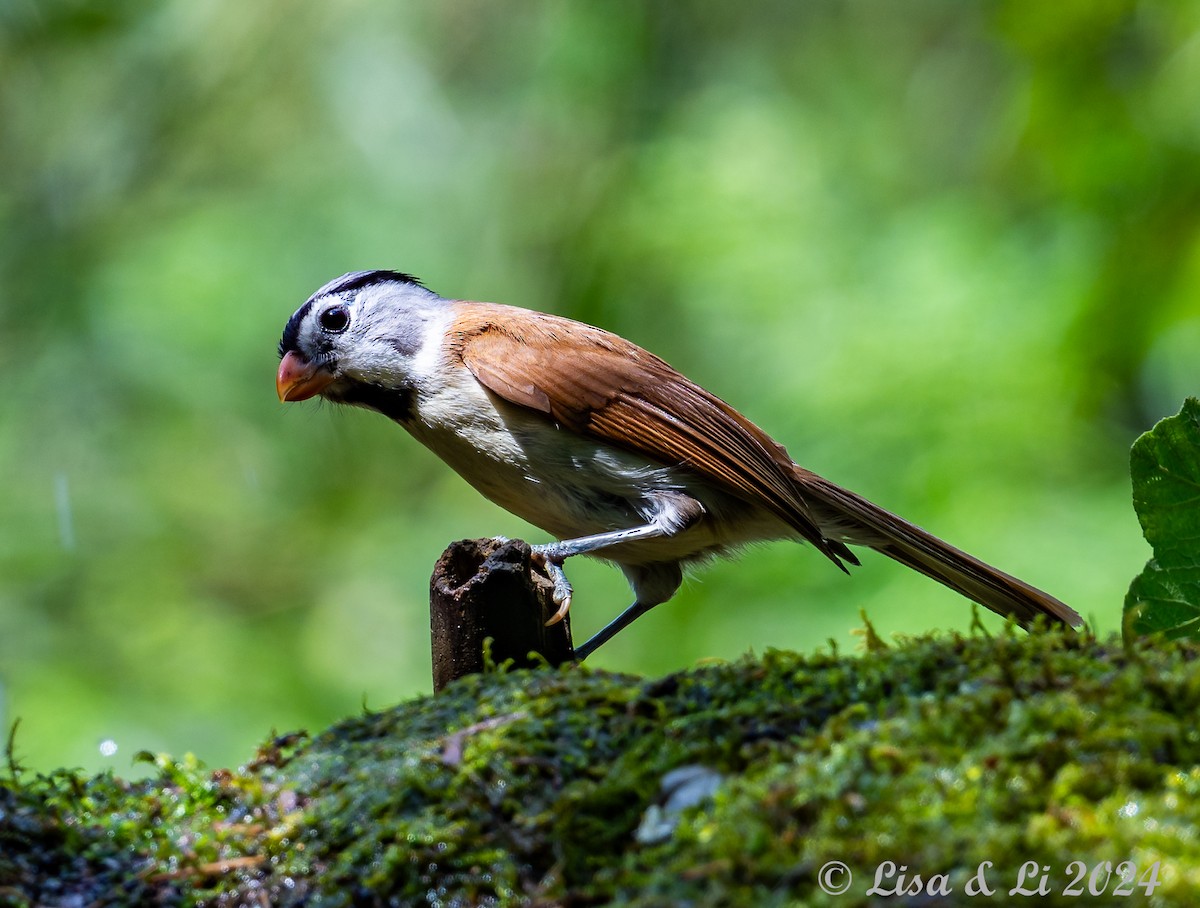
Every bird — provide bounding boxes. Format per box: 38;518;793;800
277;270;1081;660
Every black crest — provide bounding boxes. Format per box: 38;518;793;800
315;270;427;298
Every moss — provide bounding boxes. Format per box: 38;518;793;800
3;626;1200;906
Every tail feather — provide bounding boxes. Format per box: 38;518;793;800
801;474;1081;629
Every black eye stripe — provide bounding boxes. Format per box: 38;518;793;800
278;300;312;357
319;305;350;333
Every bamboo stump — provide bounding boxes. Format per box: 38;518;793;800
429;538;574;692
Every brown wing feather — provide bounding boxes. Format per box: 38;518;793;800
451;303;852;569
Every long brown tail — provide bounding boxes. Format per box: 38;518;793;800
801;473;1081;629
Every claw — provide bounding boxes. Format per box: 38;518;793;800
545;594;572;627
536;554;574;626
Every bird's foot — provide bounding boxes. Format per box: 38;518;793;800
530;545;573;626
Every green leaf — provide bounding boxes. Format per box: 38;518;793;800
1125;398;1200;639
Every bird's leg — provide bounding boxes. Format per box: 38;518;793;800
572;561;683;660
572;601;654;661
531;522;670;626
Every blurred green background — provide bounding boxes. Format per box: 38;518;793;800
2;1;1197;774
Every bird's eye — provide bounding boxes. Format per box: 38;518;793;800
319;305;350;333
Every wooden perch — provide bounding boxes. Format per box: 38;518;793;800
429;538;574;692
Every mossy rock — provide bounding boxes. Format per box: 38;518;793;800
3;627;1199;906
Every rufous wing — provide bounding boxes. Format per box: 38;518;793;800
451;303;854;569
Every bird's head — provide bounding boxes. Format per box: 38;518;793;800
276;270;448;418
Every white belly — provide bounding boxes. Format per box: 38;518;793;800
404;372;789;563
